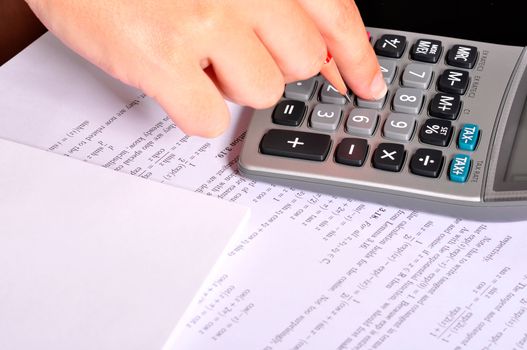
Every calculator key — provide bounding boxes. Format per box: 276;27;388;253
310;104;342;132
410;39;442;63
378;58;397;84
260;129;331;161
383;113;416;142
272;100;306;126
320;82;348;105
335;138;369;166
284;78;317;101
374;34;407;58
446;45;478;69
438;69;469;95
372;143;406;172
392;88;424;114
346;108;379;136
410;148;444;178
402;63;433;89
429;93;461;120
449;154;471;182
356;91;388;109
458;124;480;151
419;119;453;147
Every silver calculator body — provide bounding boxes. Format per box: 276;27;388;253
238;27;527;219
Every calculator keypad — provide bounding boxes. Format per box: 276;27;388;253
260;31;484;184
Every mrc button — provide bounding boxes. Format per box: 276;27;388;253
447;45;478;69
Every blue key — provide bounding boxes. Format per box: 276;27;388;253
458;124;480;151
449;154;471;183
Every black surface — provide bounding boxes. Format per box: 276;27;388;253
356;0;527;47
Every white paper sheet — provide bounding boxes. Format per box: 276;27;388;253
0;139;249;350
1;32;527;350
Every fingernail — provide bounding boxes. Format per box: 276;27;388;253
370;70;388;100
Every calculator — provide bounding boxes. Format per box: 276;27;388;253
238;27;527;219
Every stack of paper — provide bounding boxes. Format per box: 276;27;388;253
2;33;527;350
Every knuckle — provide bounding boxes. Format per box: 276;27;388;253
349;43;374;66
251;77;285;109
177;106;230;138
287;47;326;82
331;1;359;42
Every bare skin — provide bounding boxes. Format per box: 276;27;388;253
25;0;386;137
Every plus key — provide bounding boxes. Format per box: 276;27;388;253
260;129;332;161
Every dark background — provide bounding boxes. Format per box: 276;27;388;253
0;0;46;65
356;0;527;46
2;1;526;66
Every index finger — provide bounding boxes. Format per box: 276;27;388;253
296;0;387;100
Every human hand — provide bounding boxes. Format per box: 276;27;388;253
26;0;386;137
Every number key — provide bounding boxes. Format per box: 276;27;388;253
378;58;397;84
393;88;424;114
310;104;342;131
320;82;348;105
383;113;416;142
346;108;379;136
402;63;433;89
